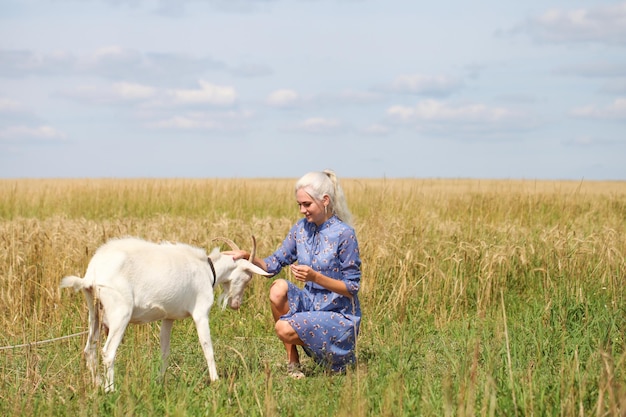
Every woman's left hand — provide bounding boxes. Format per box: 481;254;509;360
290;264;318;283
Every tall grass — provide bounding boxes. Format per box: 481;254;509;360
0;178;624;416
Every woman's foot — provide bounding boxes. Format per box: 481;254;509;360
287;363;305;379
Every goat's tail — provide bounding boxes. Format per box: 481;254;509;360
60;275;86;292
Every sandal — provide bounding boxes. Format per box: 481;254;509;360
287;363;305;379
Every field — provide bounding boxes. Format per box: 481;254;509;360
0;178;625;416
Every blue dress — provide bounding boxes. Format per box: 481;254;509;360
264;215;362;371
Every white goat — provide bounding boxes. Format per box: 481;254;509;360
60;236;270;392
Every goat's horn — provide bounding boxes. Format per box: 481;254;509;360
249;235;257;263
212;237;240;251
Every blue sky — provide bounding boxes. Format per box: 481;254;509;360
1;0;625;180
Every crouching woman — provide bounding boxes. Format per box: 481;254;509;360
226;170;362;378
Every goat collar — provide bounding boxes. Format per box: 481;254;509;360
207;257;217;287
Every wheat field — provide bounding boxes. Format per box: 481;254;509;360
0;178;625;416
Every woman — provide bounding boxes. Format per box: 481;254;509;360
227;169;362;378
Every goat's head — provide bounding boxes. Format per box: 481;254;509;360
213;236;271;310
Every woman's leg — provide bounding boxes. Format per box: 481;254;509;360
269;279;304;364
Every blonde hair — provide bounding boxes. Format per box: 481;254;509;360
295;169;353;227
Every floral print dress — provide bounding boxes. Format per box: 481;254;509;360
264;215;362;371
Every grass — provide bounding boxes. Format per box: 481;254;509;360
0;178;625;416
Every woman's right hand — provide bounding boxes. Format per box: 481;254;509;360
222;250;248;261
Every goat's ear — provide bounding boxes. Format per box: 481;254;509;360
209;247;220;257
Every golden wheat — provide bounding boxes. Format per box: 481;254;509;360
0;178;624;416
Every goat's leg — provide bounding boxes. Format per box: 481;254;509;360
159;319;174;380
100;322;129;392
82;288;100;387
192;313;219;381
99;303;132;393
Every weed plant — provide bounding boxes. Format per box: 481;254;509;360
0;178;624;416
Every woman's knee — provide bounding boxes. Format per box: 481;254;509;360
269;279;288;305
275;319;298;342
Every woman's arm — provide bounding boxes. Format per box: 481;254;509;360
290;264;352;298
223;250;269;272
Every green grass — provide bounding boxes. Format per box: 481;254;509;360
0;178;625;416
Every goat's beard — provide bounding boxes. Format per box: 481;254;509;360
217;293;230;310
217;292;243;310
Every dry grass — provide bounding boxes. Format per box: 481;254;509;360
0;178;625;416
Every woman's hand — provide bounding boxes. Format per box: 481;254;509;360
223;250;269;273
290;264;318;283
290;264;352;298
222;250;248;261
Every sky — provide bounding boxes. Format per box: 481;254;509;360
1;0;625;180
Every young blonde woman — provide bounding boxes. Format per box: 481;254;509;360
226;169;362;378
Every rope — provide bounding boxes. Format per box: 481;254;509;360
0;332;274;351
0;331;88;351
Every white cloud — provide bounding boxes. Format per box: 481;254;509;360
112;82;157;100
361;123;390;136
146;109;253;131
266;89;301;108
148;115;221;130
388;100;517;123
92;45;131;61
61;80;234;108
63;46;229;83
333;90;381;105
0;125;67;141
0;97;23;112
386;100;535;136
391;74;462;96
267;88;380;109
555;62;626;78
229;63;273;78
290;117;343;134
0;46;233;82
167;80;237;106
516;2;626;45
563;135;621;146
80;46;144;76
571;98;626;120
59;82;157;104
0;49;75;77
600;79;626;95
0;97;40;125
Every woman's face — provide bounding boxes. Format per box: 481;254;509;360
296;188;327;226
